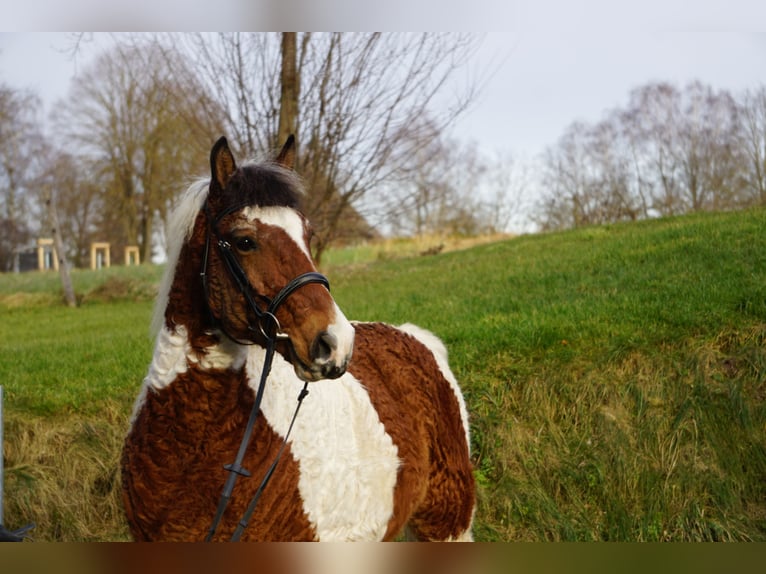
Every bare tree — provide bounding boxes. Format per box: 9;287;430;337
477;149;531;235
33;151;102;268
43;193;77;307
154;32;481;259
0;84;44;271
398;136;484;237
377;129;528;238
537;121;594;230
536;80;754;231
623;82;686;217
738;86;766;206
52;40;224;263
301;33;480;257
277;32;300;148
673;81;743;211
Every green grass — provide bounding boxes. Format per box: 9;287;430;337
1;302;154;417
1;208;765;541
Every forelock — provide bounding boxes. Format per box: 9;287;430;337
221;163;304;211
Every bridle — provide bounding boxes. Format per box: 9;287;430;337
200;200;331;542
200;201;329;344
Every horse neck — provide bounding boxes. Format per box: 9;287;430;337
159;232;247;370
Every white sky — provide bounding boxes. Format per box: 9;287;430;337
2;2;764;160
0;1;764;231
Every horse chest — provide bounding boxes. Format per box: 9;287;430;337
125;354;406;541
255;350;403;541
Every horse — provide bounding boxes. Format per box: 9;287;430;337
120;136;476;541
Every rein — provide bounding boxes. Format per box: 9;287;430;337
200;201;330;542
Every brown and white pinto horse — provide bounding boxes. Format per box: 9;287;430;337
121;136;475;541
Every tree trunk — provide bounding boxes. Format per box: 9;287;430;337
46;195;78;307
278;33;299;149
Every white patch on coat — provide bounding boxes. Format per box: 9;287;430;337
396;323;472;450
241;205;355;368
447;529;474;542
247;346;400;541
327;302;355;367
241;206;311;260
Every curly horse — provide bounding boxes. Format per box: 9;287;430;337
121;136;475;541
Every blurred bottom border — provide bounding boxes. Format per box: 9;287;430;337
0;541;763;574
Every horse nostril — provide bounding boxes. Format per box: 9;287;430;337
311;331;337;363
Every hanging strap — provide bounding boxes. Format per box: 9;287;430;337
204;339;277;542
230;381;309;542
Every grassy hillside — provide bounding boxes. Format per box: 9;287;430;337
1;209;765;541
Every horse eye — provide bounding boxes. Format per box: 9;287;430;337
234;237;257;253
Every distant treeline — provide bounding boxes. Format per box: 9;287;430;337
535;81;766;230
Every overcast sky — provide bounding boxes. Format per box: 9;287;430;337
1;1;764;231
2;2;764;161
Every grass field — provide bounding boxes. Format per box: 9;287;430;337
1;209;765;541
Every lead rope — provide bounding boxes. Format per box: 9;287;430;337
230;381;309;542
204;336;277;542
205;327;313;542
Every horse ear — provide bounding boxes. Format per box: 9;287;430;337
210;136;237;190
275;135;296;170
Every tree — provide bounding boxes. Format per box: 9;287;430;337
33;151;101;268
622;81;745;215
535;80;753;231
376;129;527;238
674;81;743;211
537;121;596;230
158;32;481;259
738;86;766;206
622;82;686;217
0;84;44;271
380;131;482;237
277;32;299;148
52;40;224;263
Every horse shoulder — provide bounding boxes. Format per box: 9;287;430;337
349;321;467;428
347;322;475;540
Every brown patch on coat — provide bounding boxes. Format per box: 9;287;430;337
121;363;316;541
347;322;475;541
163;212;221;350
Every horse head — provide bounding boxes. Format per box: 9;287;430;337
200;136;354;381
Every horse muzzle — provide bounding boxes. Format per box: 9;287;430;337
290;314;355;382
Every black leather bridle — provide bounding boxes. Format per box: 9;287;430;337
199;200;330;541
200;201;330;345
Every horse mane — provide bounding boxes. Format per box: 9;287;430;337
151;178;209;336
150;160;306;337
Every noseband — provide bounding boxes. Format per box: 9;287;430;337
199;200;330;542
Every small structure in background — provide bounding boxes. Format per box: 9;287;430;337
90;242;111;270
124;246;140;266
11;240;141;273
12;238;58;272
36;238;58;271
